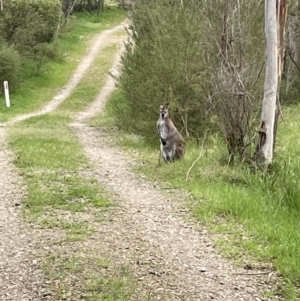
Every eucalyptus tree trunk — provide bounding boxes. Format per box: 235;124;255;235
256;0;278;166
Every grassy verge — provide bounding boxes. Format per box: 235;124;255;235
0;6;126;123
90;89;300;300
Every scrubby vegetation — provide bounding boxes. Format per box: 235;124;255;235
0;0;123;96
104;0;300;298
0;0;61;89
0;2;125;122
114;0;266;159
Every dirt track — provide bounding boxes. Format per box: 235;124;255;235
0;20;281;301
0;21;127;301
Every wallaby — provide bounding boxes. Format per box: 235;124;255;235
157;103;185;163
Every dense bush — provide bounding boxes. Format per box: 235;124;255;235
116;0;210;144
1;0;61;50
0;43;21;93
0;0;61;88
61;0;106;18
74;0;104;13
115;0;265;156
116;0;133;10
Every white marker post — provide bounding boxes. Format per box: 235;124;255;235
3;81;10;108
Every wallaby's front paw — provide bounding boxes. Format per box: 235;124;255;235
161;138;166;145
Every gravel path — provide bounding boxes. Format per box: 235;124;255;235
68;44;281;300
0;18;283;301
0;128;43;301
0;22;127;300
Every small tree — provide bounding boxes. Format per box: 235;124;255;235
202;0;265;163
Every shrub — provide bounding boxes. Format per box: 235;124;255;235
1;0;61;51
0;0;61;77
115;0;265;156
116;0;210;145
203;0;265;162
0;43;21;94
116;0;133;10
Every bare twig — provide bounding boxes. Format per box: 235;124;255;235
82;8;91;15
108;70;118;80
287;47;300;73
55;7;63;39
276;95;285;126
65;0;77;21
232;271;272;276
241;132;257;155
186;129;209;181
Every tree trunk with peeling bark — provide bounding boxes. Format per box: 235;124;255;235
256;0;278;166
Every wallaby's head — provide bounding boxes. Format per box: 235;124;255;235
159;103;169;119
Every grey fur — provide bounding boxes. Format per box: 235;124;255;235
157;103;185;163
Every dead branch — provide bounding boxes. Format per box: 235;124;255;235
241;132;257;155
287;47;300;73
65;0;77;21
232;271;272;276
186;129;209;181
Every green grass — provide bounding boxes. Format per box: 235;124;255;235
10;115;87;169
0;6;126;123
43;252;134;301
39;219;95;238
8;114;110;217
93;89;300;300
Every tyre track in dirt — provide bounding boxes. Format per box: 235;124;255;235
0;21;127;300
69;41;282;301
0;128;44;301
2;21;127;127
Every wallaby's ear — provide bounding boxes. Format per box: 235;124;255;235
165;103;169;109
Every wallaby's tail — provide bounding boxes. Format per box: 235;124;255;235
174;139;185;160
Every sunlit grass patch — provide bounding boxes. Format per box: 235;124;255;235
9;114;87;169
